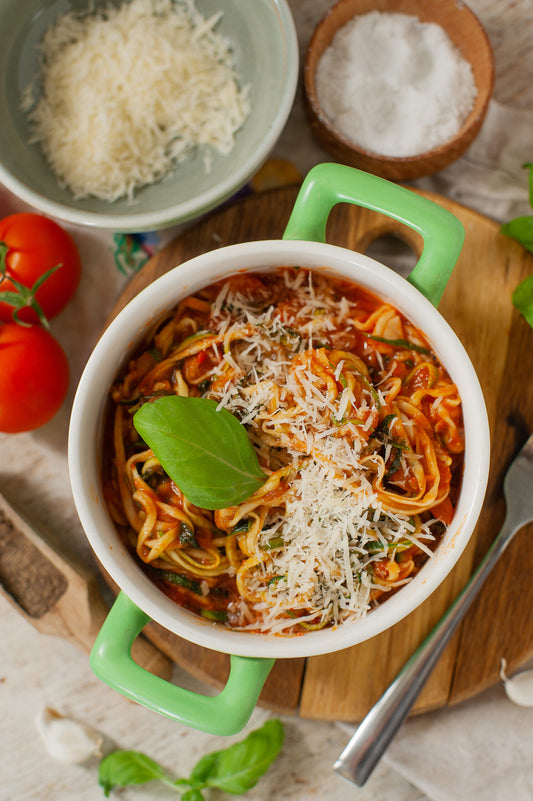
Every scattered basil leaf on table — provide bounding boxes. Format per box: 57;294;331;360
512;274;533;328
133;396;266;510
182;790;206;801
501;215;533;254
501;163;533;328
189;718;285;793
99;750;172;795
98;719;284;798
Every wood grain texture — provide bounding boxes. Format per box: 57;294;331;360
108;185;533;721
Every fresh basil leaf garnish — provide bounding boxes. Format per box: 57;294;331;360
133;396;266;510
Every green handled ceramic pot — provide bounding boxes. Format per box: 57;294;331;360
69;164;489;736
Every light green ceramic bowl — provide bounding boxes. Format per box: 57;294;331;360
0;0;298;231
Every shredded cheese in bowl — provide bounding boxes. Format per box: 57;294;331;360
23;0;251;202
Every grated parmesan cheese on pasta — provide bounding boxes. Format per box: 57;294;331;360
23;0;251;201
206;272;438;633
106;266;465;637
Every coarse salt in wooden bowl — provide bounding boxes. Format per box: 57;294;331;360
304;0;495;181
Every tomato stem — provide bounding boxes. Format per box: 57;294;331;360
0;241;60;329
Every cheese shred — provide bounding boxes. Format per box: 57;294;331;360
23;0;251;201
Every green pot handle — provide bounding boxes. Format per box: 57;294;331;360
90;591;274;736
283;163;464;307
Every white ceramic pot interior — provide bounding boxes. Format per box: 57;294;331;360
68;239;490;659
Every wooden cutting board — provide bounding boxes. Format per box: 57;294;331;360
107;184;533;721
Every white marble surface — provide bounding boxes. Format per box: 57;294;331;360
1;1;533;800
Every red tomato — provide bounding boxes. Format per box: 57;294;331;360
0;323;70;433
0;213;81;324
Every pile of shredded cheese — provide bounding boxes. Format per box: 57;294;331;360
207;270;438;634
23;0;250;201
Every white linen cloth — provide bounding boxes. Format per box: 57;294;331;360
338;662;533;800
385;678;533;801
416;99;533;221
337;671;533;800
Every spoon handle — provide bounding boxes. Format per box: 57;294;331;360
333;518;516;786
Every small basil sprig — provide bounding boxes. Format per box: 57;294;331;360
133;396;266;510
98;719;284;798
501;163;533;328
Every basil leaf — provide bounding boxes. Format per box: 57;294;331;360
386;446;404;477
182;790;205;801
133;396;266;510
98;750;170;796
189;719;284;794
501;216;533;254
374;413;396;438
179;520;198;547
189;752;219;785
512;274;533;328
160;570;203;594
200;608;228;621
366;334;430;354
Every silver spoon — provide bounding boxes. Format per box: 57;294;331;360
334;432;533;786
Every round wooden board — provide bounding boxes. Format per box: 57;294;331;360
107;184;533;722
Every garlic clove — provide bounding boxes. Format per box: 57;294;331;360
36;707;104;764
500;659;533;707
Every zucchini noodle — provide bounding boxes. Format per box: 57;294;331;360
102;267;464;635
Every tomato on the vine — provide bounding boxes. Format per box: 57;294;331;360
0;323;70;433
0;213;81;325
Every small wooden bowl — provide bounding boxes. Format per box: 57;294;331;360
304;0;495;181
